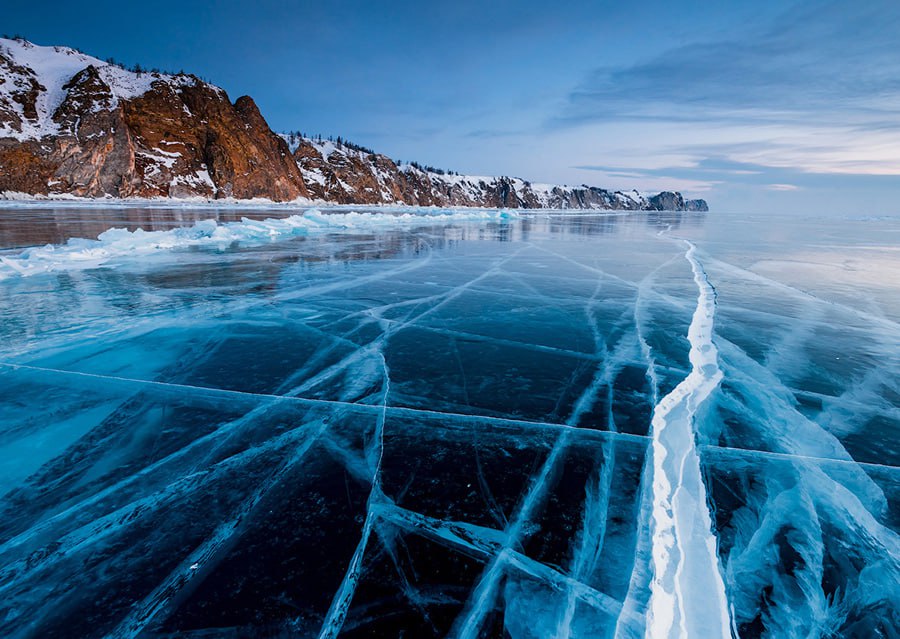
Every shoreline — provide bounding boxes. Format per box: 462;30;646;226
0;193;708;214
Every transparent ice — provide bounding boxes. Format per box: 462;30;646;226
0;206;897;638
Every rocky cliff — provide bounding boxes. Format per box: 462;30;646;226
286;136;708;211
0;38;708;211
0;39;306;200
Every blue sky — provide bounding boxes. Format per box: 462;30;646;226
6;0;900;213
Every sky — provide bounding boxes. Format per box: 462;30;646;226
5;0;900;214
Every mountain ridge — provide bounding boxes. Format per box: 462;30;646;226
0;38;708;211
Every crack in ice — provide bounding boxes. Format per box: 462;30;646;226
104;419;330;639
316;247;535;638
450;276;629;639
644;241;733;639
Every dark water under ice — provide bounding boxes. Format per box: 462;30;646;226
0;205;897;638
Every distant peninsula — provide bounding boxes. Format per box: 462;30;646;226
0;38;707;211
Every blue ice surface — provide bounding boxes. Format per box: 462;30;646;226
0;205;897;638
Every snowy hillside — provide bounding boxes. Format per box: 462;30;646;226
0;38;214;142
0;38;707;210
280;134;703;210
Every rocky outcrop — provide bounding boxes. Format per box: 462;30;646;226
0;39;306;201
288;137;708;211
0;38;707;211
684;198;709;212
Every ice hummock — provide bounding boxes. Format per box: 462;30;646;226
0;207;518;279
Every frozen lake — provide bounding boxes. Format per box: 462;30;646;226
0;205;897;638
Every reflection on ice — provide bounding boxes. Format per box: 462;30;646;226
0;207;897;638
0;208;519;280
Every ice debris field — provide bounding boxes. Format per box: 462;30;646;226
0;206;897;638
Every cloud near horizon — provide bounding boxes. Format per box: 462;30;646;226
556;0;900;178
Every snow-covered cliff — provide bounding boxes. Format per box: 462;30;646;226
0;38;707;211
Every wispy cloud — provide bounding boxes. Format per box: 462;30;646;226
555;0;900;176
571;164;719;193
562;0;900;126
766;183;801;191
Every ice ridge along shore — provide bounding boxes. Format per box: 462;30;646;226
0;208;518;280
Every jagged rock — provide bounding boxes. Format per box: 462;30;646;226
0;39;307;200
288;137;708;211
53;66;115;132
685;199;709;212
647;191;685;211
0;49;44;130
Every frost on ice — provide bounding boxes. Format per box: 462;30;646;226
0;208;897;638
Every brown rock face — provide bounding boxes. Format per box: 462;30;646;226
45;68;137;196
117;82;307;200
1;80;308;200
291;140;536;208
53;66;115;131
293;140;404;204
0;141;55;194
0;40;308;201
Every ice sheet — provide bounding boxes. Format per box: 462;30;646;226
0;207;897;638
